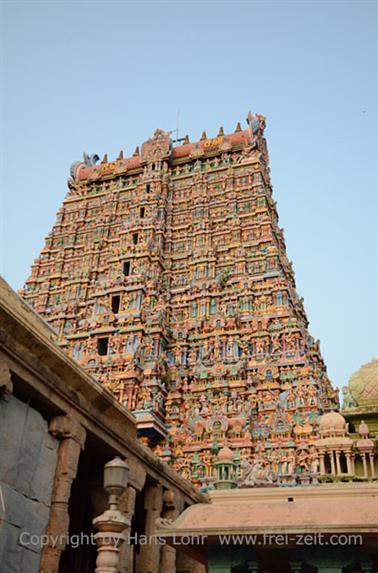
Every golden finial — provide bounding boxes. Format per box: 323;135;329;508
101;153;108;164
200;131;207;141
117;150;124;160
184;134;190;144
218;126;224;136
133;146;140;156
234;122;242;133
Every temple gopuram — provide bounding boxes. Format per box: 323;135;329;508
21;112;340;488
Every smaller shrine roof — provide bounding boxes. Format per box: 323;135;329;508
319;411;347;431
217;445;235;462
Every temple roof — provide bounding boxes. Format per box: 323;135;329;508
349;358;378;406
70;113;266;182
156;484;378;542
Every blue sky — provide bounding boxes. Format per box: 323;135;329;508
1;0;377;390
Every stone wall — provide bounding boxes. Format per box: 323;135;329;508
0;394;59;573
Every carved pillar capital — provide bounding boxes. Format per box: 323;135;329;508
49;414;86;448
162;488;184;515
0;360;13;398
128;455;147;491
144;482;164;513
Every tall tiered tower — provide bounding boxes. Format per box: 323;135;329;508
22;112;339;487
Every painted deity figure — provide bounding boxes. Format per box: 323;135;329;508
271;335;282;356
307;383;318;406
136;385;152;410
280;450;295;475
342;386;357;409
255;338;265;356
296;449;310;473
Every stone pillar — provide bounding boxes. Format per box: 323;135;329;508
345;452;352;474
362;453;368;478
137;483;163;573
160;543;176;573
319;452;325;474
159;490;181;573
335;451;341;475
39;415;86;573
118;486;137;573
368;453;375;478
330;450;336;475
351;452;356;474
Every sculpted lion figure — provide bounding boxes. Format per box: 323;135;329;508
240;459;278;487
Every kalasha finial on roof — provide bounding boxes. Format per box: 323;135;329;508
183;134;190;144
234;122;242;133
200;131;207;141
133;146;140;157
101;153;108;164
218;126;224;136
117;150;124;160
